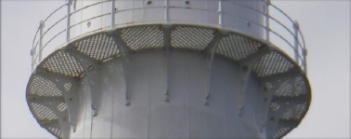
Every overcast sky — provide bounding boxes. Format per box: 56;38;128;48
1;0;350;138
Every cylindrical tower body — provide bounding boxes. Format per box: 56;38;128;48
68;1;267;138
26;0;311;139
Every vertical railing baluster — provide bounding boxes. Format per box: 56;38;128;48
31;50;35;71
39;20;44;62
111;0;115;29
293;21;299;65
218;0;222;27
66;1;71;43
265;0;270;41
165;0;170;24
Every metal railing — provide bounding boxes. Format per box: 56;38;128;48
31;0;307;73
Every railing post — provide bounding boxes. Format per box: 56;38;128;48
265;0;270;41
39;20;44;62
165;0;170;24
293;21;299;65
66;1;71;43
31;35;36;71
218;0;222;27
303;47;307;73
111;0;115;29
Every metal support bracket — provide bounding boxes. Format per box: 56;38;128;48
35;68;80;132
234;46;269;114
107;30;132;105
163;24;173;102
204;30;225;105
236;65;254;116
64;45;102;116
259;82;274;132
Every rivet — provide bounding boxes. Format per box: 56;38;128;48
87;21;91;28
185;1;190;5
146;0;152;5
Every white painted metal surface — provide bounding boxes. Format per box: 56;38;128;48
26;1;311;139
73;0;264;39
70;50;267;138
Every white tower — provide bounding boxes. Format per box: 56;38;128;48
27;0;311;138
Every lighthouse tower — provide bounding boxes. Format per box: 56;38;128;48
26;0;311;138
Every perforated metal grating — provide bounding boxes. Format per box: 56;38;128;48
171;26;215;50
263;74;309;97
294;75;309;96
274;126;292;139
216;33;263;61
57;102;68;112
48;126;63;139
75;33;119;60
41;51;84;77
280;103;307;120
31;102;59;120
253;51;294;77
270;102;281;112
63;82;72;92
29;75;63;97
120;26;164;50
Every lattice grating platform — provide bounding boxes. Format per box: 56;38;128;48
216;33;263;61
41;51;84;77
29;75;63;97
171;26;215;50
48;126;63;139
280;103;308;120
57;102;68;112
27;24;311;139
31;102;59;120
253;51;294;77
274;125;293;139
121;26;164;50
75;33;119;60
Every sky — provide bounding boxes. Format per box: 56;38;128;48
1;0;350;138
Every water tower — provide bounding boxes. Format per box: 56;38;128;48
26;0;311;138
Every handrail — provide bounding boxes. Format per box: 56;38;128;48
42;3;67;23
31;0;307;74
68;13;111;29
32;28;40;50
42;29;67;51
268;4;295;24
69;0;110;15
42;16;67;37
222;8;304;62
224;0;297;38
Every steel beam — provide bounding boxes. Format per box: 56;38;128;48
163;25;172;102
108;30;131;105
204;30;225;105
64;45;102;116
